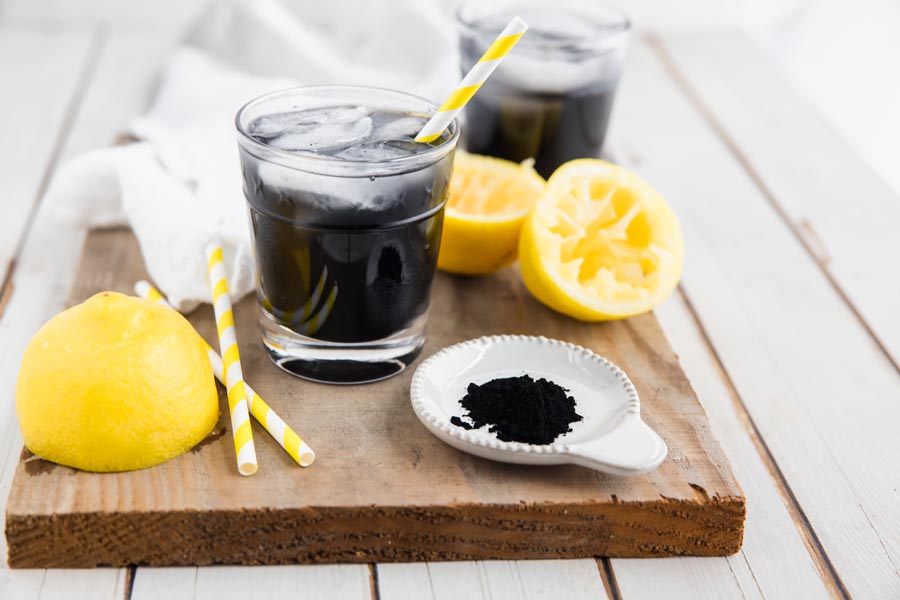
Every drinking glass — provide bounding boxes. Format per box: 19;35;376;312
235;86;459;384
457;0;630;178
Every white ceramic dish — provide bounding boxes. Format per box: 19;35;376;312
410;335;668;476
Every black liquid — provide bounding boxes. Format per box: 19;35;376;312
458;25;622;179
239;115;453;344
462;82;616;179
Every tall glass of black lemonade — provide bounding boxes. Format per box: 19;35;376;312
235;86;459;384
457;1;629;178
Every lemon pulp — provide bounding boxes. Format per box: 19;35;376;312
519;159;684;320
438;152;545;275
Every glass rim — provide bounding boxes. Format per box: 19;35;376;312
235;84;460;177
456;0;631;52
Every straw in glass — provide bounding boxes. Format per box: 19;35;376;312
260;267;338;337
415;16;528;143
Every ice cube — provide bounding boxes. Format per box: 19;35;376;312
269;116;373;154
321;106;370;124
334;140;421;161
257;162;378;212
378;140;424;158
266;133;318;152
333;142;382;161
248;112;317;140
520;9;601;42
249;106;372;145
367;116;427;143
470;8;626;93
256;162;321;199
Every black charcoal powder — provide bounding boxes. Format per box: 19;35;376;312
450;375;583;444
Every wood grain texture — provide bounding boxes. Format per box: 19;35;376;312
6;228;744;567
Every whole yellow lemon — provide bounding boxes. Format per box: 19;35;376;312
16;291;219;472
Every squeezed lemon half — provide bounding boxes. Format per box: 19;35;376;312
438;151;545;275
519;159;684;320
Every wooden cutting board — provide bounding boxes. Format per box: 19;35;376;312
5;228;745;567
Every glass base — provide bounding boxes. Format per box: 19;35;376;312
259;310;426;384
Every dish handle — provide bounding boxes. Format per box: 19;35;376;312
565;414;668;476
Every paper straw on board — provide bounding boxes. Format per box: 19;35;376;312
204;245;258;476
414;16;528;143
135;281;316;468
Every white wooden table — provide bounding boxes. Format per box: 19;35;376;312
2;3;899;599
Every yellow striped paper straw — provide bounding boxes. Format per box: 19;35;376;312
261;267;338;336
415;16;528;143
205;244;258;476
135;281;316;467
267;267;327;328
299;284;337;336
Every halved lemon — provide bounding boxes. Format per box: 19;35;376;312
519;159;684;320
438;152;545;275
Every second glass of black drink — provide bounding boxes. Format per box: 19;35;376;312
457;0;630;178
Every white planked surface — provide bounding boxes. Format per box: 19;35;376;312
0;24;186;600
60;28;181;159
611;289;832;600
0;23;129;600
131;565;372;600
0;25;96;285
0;201;115;600
377;560;608;600
609;38;900;598
604;40;835;600
658;33;900;370
2;5;900;599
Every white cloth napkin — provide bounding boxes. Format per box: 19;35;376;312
43;0;458;311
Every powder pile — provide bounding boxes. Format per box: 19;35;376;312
450;375;583;444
